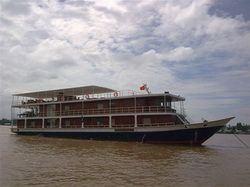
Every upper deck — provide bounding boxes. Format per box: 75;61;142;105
12;85;185;107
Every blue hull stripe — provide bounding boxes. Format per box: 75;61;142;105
16;126;222;145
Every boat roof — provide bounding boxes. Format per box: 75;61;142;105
111;93;185;102
13;85;185;101
13;85;116;98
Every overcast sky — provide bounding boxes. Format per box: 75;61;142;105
0;0;250;124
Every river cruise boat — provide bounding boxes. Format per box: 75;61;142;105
11;85;234;145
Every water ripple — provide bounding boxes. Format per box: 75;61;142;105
0;127;250;187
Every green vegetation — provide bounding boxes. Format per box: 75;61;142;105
0;118;11;126
219;122;250;134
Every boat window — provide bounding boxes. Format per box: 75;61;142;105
96;118;104;125
97;103;104;109
143;118;151;125
154;98;164;106
65;120;70;127
166;101;171;108
31;121;35;128
111;119;115;125
64;105;70;111
47;104;56;116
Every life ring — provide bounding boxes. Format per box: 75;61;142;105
114;92;118;97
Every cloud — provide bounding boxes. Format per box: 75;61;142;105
0;0;31;15
161;47;194;62
0;0;250;123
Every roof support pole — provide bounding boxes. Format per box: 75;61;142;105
134;96;136;112
109;98;111;114
42;118;44;128
109;116;112;128
24;118;27;128
81;116;84;128
134;115;137;128
134;96;137;128
164;94;166;112
43;103;45;117
59;118;61;128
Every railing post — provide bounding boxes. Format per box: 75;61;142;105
109;99;111;114
109;116;112;128
42;118;44;128
59;118;62;128
134;115;137;128
24;118;27;128
164;94;166;112
81;116;84;128
60;103;62;117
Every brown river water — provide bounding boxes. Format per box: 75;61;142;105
0;126;250;187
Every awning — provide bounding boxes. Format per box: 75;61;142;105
13;85;116;98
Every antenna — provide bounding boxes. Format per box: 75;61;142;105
145;84;150;94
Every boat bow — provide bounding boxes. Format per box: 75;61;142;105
190;117;235;129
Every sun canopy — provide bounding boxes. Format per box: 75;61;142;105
13;85;116;98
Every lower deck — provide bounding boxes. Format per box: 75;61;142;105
15;114;184;129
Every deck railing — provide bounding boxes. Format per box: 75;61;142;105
14;122;176;130
13;90;144;106
17;106;176;118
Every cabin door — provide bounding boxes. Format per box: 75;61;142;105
47;104;56;116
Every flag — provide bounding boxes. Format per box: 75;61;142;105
140;85;145;90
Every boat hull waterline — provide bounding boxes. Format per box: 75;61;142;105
13;117;234;145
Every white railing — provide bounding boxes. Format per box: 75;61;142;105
12;90;146;106
16;106;176;118
15;122;176;130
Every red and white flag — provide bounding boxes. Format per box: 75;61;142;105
140;85;145;90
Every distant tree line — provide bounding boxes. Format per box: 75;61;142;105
0;118;11;125
220;122;250;133
236;122;250;132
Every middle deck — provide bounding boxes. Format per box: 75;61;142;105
13;93;182;118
